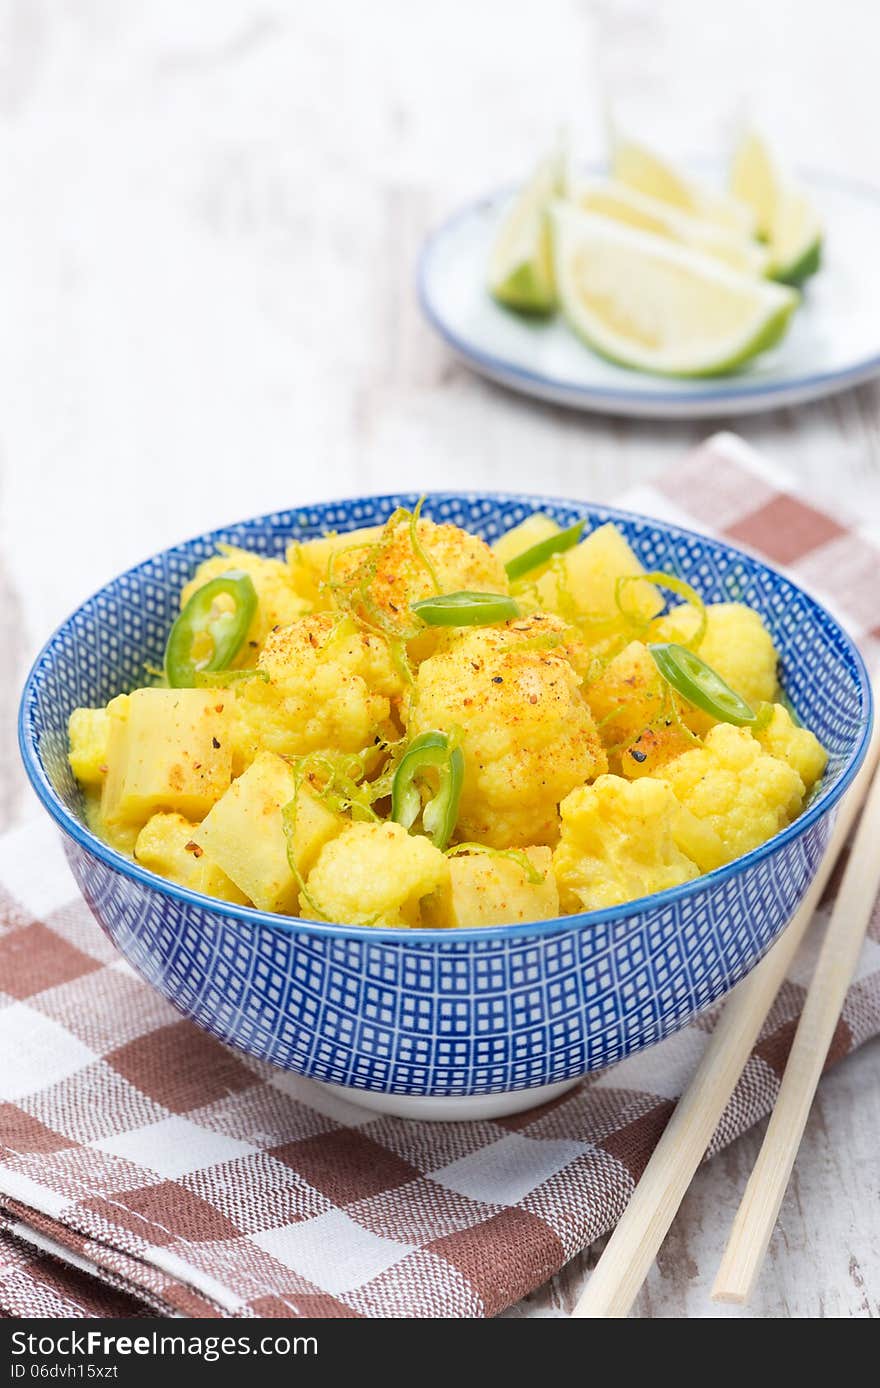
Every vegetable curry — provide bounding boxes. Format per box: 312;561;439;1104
68;506;828;928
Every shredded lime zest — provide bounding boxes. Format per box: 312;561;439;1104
193;667;270;688
445;842;546;885
616;570;707;650
535;555;647;671
281;744;397;922
323;515;420;687
601;675;701;758
409;496;442;594
594;704;634;733
658;679;702;746
669;709;701;748
281;793;329;922
504;626;568;657
365;743;408;804
291;749;381;823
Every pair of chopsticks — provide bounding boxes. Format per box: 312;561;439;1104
573;679;880;1318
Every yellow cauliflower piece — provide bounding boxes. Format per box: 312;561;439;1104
754;703;827;791
659;723;805;871
651;602;779;728
180;545;310;662
331;516;508;645
229;613;402;774
553;776;700;913
305;821;450;927
408;614;607;848
68;708;110;788
134;812;249;905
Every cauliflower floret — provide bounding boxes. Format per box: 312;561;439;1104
552;776;700;912
408;615;607;848
651;602;779;729
68;707;110;788
754;703;828;791
659;722;805;871
229;613;402;773
305;821;450;927
135;812;249;904
180;545;310;662
331;517;508;647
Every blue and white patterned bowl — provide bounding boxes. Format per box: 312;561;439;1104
19;493;872;1120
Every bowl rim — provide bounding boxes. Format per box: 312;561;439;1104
18;488;875;946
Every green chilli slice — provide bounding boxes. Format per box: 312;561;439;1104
648;642;756;726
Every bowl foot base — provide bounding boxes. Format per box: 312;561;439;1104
313;1076;581;1122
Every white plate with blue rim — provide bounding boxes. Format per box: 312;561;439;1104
418;167;880;419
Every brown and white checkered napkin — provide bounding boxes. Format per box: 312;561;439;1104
2;433;879;1319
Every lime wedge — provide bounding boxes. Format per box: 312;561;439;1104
612;135;755;238
575;179;769;276
769;186;822;285
730;129;777;238
488;155;561;312
550;203;799;377
731;131;822;286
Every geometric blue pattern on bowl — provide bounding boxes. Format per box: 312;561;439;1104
19;493;873;1098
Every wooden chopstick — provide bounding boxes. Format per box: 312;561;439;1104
712;720;880;1305
571;690;880;1319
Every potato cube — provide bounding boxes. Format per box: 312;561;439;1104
193;751;342;914
68;708;110;788
586;640;666;747
537;522;662;623
619;720;697;779
135;813;249;904
423;847;559;928
101;689;232;828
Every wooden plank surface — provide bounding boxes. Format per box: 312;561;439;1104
1;0;878;1318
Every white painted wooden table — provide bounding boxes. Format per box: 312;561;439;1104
1;0;877;1318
